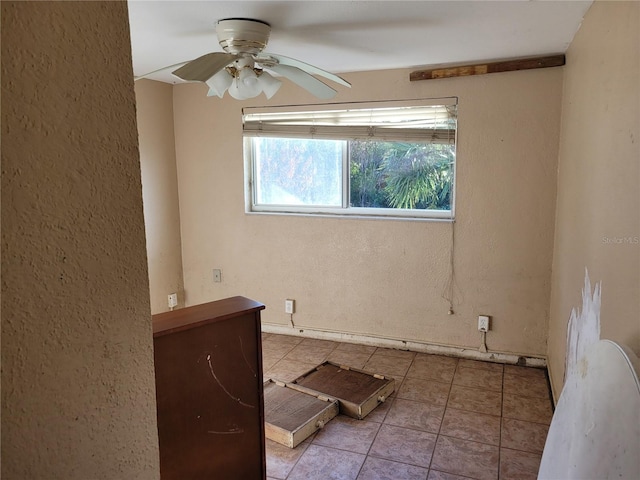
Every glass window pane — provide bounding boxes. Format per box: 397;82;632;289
349;140;454;211
253;137;343;207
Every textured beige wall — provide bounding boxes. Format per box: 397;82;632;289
135;79;185;314
173;65;563;358
548;1;640;399
1;2;160;479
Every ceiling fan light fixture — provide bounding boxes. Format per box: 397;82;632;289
226;67;261;99
258;71;282;99
166;18;351;101
239;67;259;88
227;78;248;100
227;76;258;100
205;68;233;98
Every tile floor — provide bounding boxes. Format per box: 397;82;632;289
261;333;554;480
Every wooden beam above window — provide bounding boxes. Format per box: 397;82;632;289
410;54;566;82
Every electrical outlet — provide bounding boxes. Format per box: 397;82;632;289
478;315;490;332
285;299;295;314
213;269;222;283
168;293;178;309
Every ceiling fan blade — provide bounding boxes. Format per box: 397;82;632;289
134;61;189;81
268;64;337;99
264;53;351;88
172;52;239;82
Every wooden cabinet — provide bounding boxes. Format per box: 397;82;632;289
152;296;266;479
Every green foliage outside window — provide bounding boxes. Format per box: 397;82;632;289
349;140;454;210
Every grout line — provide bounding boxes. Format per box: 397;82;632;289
498;444;546;457
283;440;311;480
437;432;501;448
428;357;457;473
498;366;505;479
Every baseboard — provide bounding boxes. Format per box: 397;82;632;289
545;360;560;406
261;322;547;368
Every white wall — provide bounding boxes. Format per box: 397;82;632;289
1;2;160;478
547;0;639;399
136;79;185;314
171;65;563;358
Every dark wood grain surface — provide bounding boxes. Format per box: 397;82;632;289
153;297;266;479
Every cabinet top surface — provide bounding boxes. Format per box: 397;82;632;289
152;296;265;337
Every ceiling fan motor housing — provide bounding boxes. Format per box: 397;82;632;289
217;18;271;55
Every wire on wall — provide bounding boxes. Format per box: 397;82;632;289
441;107;460;315
442;218;460;314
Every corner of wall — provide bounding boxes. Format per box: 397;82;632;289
547;0;640;400
135;79;185;314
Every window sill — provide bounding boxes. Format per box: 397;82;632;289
245;209;455;222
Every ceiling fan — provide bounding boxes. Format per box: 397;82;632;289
139;18;351;100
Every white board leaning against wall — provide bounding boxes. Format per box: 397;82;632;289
539;272;640;479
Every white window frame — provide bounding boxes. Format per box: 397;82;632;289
243;98;457;220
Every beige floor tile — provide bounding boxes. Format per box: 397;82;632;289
284;344;334;364
263;340;298;358
504;364;546;379
312;415;381;454
357;457;429;480
265;438;310;479
383;398;444;433
502;394;553;424
457;358;504;373
414;353;459;368
406;358;457;383
389;376;404;396
501;418;549;454
447;385;502;416
364;396;394;423
288;444;366;480
300;337;339;349
364;353;413;377
327;350;372;370
440;408;501;445
373;347;417;360
397;377;450;405
266;334;304;346
262;334;552;480
265;359;317;383
262;353;283;371
453;366;503;392
428;470;475;480
335;342;377;355
503;373;550;399
499;447;542;480
369;424;437;468
431;436;499;480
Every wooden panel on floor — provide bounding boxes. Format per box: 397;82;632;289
264;379;339;448
292;362;395;419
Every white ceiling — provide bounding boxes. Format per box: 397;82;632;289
128;0;593;84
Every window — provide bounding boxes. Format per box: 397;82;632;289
243;98;457;219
